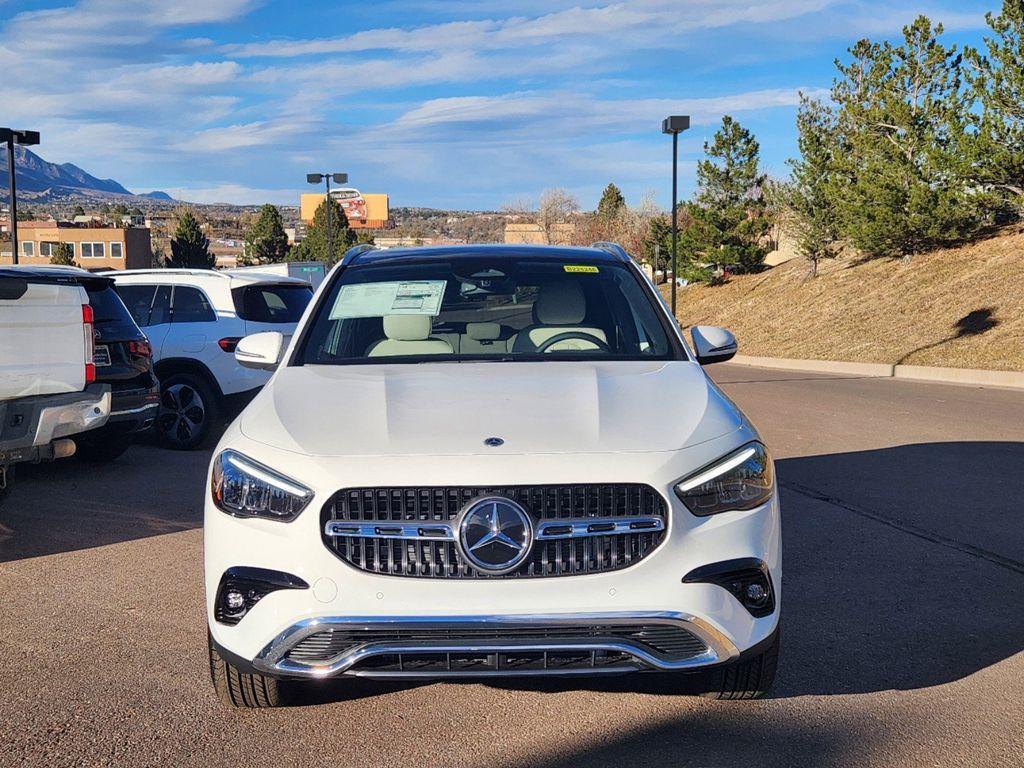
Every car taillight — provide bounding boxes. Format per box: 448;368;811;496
129;339;153;357
82;304;96;384
218;337;242;352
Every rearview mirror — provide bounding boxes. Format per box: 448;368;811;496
691;326;737;365
235;331;284;371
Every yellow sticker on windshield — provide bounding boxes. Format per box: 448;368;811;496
563;265;599;273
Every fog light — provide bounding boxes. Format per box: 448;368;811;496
682;558;775;618
214;566;310;626
745;582;768;605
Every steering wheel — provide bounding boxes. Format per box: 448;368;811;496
535;331;610;353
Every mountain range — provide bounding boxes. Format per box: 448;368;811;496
0;145;173;203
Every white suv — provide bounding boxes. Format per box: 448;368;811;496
205;244;780;708
109;269;313;449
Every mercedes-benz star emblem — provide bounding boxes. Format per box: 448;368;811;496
457;497;533;574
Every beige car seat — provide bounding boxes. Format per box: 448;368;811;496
512;281;607;353
461;322;508;353
367;315;453;357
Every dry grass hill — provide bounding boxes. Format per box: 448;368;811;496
664;229;1024;371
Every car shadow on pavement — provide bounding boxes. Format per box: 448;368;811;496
0;443;211;562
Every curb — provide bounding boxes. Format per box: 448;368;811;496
730;355;894;378
893;364;1024;390
729;355;1024;391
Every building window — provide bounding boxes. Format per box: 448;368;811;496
39;241;59;258
110;242;123;258
81;242;106;258
22;241;34;256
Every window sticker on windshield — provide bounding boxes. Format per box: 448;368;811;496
329;280;446;319
563;265;599;273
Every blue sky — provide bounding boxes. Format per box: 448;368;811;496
0;0;998;210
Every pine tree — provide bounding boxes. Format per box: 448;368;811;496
966;0;1024;214
785;96;843;276
243;204;290;265
49;242;75;266
596;183;626;219
168;209;215;269
685;115;769;274
72;205;85;218
830;17;981;260
290;197;355;264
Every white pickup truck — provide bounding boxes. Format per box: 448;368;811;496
0;267;112;503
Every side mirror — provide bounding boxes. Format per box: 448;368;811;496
691;325;737;365
235;331;284;371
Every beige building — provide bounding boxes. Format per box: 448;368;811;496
503;222;576;245
0;220;153;270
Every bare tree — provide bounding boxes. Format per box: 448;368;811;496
500;197;535;219
537;188;579;244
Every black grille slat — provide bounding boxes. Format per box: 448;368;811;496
321;484;667;579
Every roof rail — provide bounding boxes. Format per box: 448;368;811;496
340;243;378;265
589;242;631;262
101;268;228;278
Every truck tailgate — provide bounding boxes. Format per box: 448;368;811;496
0;274;87;399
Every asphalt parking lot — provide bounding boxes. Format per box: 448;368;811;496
1;363;1022;767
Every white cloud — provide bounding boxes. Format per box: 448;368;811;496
164;184;299;206
373;88;828;141
227;1;837;58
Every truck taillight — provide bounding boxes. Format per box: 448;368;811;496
82;304;95;384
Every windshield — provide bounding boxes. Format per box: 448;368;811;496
297;258;677;364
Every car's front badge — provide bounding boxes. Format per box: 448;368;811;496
483;436;504;447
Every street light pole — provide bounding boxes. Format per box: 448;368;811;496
1;128;40;265
325;174;333;266
661;116;690;322
306;172;348;266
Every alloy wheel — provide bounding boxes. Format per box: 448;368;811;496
158;383;207;445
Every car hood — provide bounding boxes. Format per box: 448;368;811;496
239;360;742;457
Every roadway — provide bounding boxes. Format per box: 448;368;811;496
0;364;1021;767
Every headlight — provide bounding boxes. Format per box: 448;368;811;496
674;442;774;516
211;450;312;521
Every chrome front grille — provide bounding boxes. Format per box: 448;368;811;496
319;484;668;578
285;623;708;667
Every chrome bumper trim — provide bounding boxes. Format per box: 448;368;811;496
109;402;159;417
251;611;740;679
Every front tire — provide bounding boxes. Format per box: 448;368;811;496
157;374;220;450
695;628;780;700
208;632;283;709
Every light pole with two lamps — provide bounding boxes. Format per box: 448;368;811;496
306;172;348;265
1;128;41;265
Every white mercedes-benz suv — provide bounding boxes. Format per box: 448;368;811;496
205;243;780;708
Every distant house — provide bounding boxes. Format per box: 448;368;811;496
0;220;153;270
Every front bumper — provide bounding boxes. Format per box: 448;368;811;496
205;428;782;680
249;611;740;679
